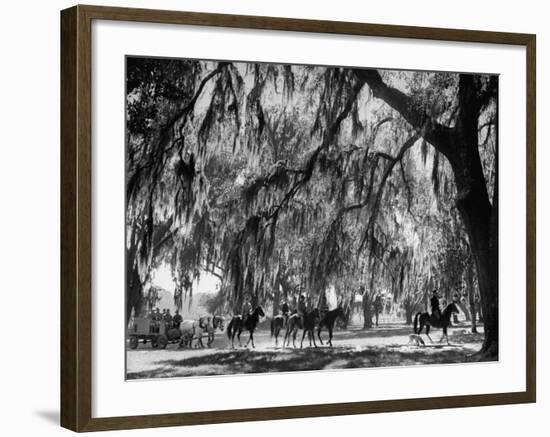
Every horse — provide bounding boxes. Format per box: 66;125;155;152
283;308;320;349
413;301;460;345
227;306;265;348
178;315;223;349
270;314;287;347
178;319;204;348
198;315;226;347
317;306;345;347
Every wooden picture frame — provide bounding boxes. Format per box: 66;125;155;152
60;4;536;432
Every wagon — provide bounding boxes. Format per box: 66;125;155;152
128;317;169;349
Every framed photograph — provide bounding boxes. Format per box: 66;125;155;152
60;4;536;432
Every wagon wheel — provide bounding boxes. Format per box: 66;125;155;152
166;328;179;342
129;336;138;349
157;334;168;349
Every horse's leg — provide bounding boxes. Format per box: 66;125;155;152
317;326;324;345
328;327;333;347
442;326;449;345
425;325;433;343
300;329;307;348
312;329;318;348
251;330;255;348
245;330;253;348
284;322;293;348
292;328;298;348
237;329;242;347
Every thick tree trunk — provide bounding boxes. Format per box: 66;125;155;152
455;144;498;357
451;75;498;358
458;202;498;356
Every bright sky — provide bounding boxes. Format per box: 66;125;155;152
151;263;220;296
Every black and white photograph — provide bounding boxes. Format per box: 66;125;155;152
125;56;499;379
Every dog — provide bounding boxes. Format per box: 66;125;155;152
408;333;426;347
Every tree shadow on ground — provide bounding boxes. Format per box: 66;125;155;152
332;326;413;340
126;343;494;380
332;322;477;341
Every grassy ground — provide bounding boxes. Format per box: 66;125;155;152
126;323;492;379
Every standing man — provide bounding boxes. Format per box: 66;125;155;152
164;308;173;326
152;308;162;333
172;309;183;329
430;290;441;323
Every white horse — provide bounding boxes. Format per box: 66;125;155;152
179;316;225;348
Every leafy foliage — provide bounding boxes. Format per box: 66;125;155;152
125;57;497;325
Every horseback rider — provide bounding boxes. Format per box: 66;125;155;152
281;300;289;317
172;309;183;329
430;289;441;323
281;299;290;326
297;294;307;327
241;297;252;323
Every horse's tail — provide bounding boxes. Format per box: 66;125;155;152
227;319;233;339
413;312;421;334
270;318;275;337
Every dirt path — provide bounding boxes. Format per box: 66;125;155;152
126;323;488;379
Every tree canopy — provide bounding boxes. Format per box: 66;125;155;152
125;57;497;354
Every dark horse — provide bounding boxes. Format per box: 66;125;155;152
227;306;265;348
317;306;345;347
413;302;460;345
270;314;287;347
284;308;320;348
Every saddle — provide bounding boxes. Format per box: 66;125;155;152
429;311;441;326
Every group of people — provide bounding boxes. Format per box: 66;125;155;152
241;294;322;327
145;308;183;332
238;288;478;330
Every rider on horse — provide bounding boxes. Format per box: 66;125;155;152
297;294;307;328
281;299;290;325
430;289;441;323
241;297;252;323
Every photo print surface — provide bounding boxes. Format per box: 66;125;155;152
125;56;498;379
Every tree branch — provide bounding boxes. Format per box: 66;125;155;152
352;69;454;159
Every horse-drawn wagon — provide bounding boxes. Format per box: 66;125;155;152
128;317;170;349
